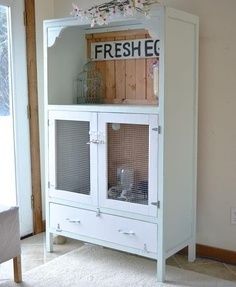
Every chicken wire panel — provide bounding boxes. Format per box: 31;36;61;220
107;123;149;205
56;120;90;195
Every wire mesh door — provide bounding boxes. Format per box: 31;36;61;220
48;111;97;206
56;120;90;195
107;123;149;205
98;113;158;217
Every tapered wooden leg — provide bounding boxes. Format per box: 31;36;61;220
13;255;22;283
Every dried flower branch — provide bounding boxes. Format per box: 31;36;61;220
71;0;159;27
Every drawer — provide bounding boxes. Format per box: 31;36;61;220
97;213;157;253
50;203;157;254
49;203;98;239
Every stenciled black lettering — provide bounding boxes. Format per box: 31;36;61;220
154;39;160;56
123;42;131;57
104;43;113;59
131;40;141;57
145;39;154;57
115;43;122;58
95;44;103;59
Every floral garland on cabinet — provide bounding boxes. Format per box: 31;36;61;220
71;0;159;27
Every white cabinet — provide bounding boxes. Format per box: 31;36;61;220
44;6;199;283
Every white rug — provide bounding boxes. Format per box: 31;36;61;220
1;245;235;287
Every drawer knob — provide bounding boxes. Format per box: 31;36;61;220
66;218;81;224
56;223;62;232
118;229;135;236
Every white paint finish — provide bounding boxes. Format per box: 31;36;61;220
43;7;199;282
48;104;159;115
162;8;198;253
148;115;159;216
48;109;159;218
1;0;33;236
47;27;64;47
47;26;86;105
98;113;158;217
44;0;236;253
156;6;165;282
50;203;158;253
48;111;98;206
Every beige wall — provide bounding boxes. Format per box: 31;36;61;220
36;0;236;251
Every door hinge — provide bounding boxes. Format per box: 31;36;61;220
23;11;27;26
151;201;161;208
31;194;34;209
152;126;161;134
48;181;51;188
27;105;31;119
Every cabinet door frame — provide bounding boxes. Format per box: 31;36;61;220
48;110;98;206
98;112;158;217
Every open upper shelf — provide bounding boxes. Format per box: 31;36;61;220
44;7;162;107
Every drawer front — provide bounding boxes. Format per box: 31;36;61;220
50;204;157;253
49;203;98;239
97;213;157;253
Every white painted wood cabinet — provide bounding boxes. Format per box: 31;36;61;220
43;6;199;282
48;109;158;217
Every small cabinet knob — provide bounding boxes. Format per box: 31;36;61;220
66;218;80;224
118;229;135;236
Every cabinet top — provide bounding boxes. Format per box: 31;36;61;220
48;104;159;115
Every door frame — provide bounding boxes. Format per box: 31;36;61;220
24;0;43;233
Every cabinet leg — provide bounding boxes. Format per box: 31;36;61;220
157;258;165;282
46;232;53;252
13;255;22;283
188;242;196;262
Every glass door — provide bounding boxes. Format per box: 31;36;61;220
0;5;16;206
98;113;158;217
0;1;32;236
48;111;97;206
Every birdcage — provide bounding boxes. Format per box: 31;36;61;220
74;61;103;104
